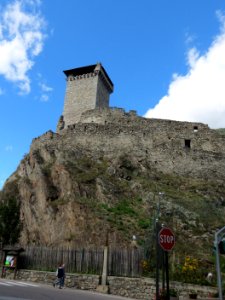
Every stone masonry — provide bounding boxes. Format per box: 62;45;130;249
56;63;225;179
8;63;225;248
50;105;225;181
4;269;217;300
54;62;225;180
61;63;114;127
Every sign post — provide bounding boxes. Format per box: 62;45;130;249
159;227;175;252
158;227;175;300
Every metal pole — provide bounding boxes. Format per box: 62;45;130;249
156;220;160;300
165;251;169;300
155;192;164;299
162;250;165;291
215;241;222;300
215;226;225;300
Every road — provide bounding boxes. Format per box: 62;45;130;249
0;279;136;300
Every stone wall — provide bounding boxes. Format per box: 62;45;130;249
62;68;112;127
96;72;111;108
63;74;99;126
58;62;225;181
3;269;217;300
38;109;225;181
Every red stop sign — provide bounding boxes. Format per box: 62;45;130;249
158;227;175;251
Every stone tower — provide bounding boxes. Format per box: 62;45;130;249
60;63;114;128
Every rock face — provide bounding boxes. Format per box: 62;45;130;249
2;108;225;257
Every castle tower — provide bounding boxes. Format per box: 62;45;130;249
61;63;114;128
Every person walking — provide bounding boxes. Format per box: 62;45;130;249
53;262;65;289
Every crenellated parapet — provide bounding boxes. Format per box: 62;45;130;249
64;63;113;92
66;69;113;93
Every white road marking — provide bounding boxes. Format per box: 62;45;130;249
0;282;11;286
0;280;39;287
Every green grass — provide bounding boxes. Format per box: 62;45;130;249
4;151;225;262
216;128;225;135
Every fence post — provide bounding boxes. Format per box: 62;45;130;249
96;232;109;294
102;246;108;285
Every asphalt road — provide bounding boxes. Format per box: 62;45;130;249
0;279;137;300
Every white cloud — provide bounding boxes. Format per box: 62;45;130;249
0;0;46;94
37;73;53;101
5;145;13;152
144;11;225;129
38;81;53;102
40;94;49;102
39;82;53;92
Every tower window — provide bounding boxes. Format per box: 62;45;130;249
185;139;191;148
193;126;198;132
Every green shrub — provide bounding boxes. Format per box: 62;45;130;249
138;218;151;229
0;197;21;245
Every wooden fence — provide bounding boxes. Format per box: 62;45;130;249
17;246;147;277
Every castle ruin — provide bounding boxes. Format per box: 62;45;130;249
15;63;225;248
54;63;225;180
57;63;209;135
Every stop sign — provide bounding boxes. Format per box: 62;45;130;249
158;227;175;251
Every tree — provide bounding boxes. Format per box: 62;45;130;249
0;198;21;245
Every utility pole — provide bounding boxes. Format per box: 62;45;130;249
215;226;225;300
155;219;160;300
155;192;164;300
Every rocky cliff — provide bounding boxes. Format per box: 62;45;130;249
1;109;225;259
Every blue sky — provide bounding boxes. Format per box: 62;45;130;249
1;0;225;188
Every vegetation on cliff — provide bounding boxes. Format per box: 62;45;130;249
0;147;224;262
0;180;21;245
0;124;225;271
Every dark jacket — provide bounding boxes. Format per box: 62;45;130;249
57;267;65;278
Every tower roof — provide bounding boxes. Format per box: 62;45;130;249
63;63;114;91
